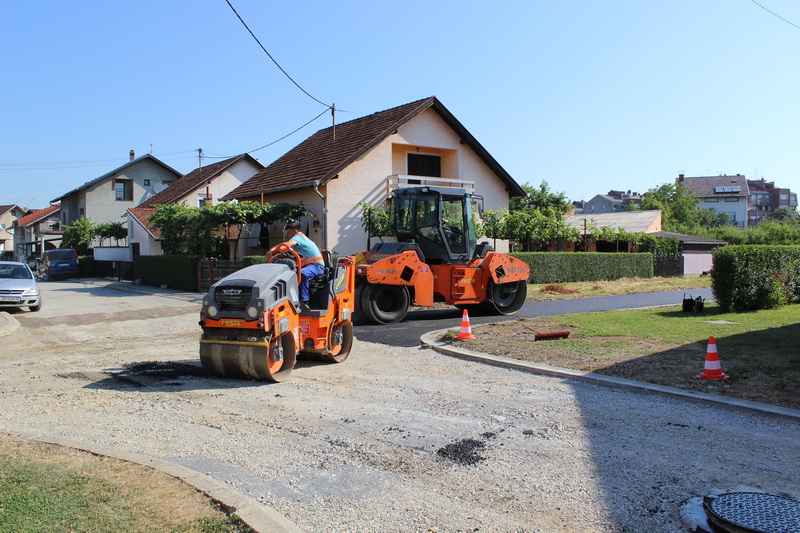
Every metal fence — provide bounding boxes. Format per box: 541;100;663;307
653;256;683;277
198;259;244;293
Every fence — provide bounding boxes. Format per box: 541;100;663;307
198;259;244;293
653;256;683;277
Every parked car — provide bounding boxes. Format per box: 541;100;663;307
38;248;79;280
0;261;41;312
24;255;39;271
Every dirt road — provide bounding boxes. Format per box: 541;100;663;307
1;280;798;532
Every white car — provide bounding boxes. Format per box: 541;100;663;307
0;261;42;312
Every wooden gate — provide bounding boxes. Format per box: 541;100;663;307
653;256;683;277
197;259;243;293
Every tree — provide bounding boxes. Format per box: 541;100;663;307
358;201;393;250
637;182;724;232
95;222;127;246
772;206;799;221
61;217;96;255
510;181;572;217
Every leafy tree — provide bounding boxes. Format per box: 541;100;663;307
358;201;393;249
61;217;96;255
773;206;799;221
478;209;505;249
510;181;572;216
148;204;194;254
95;222;127;246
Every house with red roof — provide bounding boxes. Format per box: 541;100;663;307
223;96;526;255
127;154;263;257
12;204;62;260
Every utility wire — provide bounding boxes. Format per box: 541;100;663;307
224;0;332;108
749;0;800;31
205;107;330;160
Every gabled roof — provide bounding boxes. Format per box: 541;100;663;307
224;96;524;200
127;207;160;239
52;154;182;203
679;175;749;198
17;204;60;227
137;153;262;208
0;204;23;217
564;210;662;234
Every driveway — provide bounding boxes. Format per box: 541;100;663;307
1;281;796;532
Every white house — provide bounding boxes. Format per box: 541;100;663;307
223;96;526;256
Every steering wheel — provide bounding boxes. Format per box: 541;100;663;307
270;243;303;284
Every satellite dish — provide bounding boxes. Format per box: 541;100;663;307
0;224;6;229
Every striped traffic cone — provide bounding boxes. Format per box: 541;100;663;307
456;309;476;340
697;336;729;380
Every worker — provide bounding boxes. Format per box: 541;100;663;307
268;222;324;305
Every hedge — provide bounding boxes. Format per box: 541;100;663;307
712;245;800;312
133;254;202;292
510;252;654;283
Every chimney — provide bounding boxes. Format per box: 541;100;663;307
677;173;684;182
129;150;135;161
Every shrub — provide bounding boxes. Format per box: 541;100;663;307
78;256;95;277
712;245;800;312
242;255;268;267
511;252;653;283
133;255;202;292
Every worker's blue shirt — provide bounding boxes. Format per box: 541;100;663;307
292;232;323;265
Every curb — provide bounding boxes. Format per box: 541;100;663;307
7;431;303;533
420;329;800;421
0;311;19;337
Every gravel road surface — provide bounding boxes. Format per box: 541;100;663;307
1;280;797;532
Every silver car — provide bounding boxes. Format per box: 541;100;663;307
0;261;42;312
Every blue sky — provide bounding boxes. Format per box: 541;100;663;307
2;0;799;210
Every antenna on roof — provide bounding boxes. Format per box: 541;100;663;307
197;148;204;168
331;104;336;141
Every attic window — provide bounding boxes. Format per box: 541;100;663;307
408;153;441;177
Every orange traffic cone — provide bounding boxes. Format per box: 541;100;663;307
697;336;729;380
456;309;476;340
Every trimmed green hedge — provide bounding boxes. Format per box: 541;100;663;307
133;254;202;292
78;255;95;277
510;252;654;283
242;255;268;267
712;245;800;312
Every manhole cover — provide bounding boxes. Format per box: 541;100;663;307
704;492;800;533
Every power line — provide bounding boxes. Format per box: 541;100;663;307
224;0;332;108
749;0;800;31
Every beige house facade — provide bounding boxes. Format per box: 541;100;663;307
53;153;182;227
224;97;525;256
0;205;25;256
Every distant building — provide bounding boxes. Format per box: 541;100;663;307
0;204;25;256
747;179;798;226
676;174;749;228
583;190;641;214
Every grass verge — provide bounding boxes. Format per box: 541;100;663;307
528;275;711;301
0;434;253;533
447;302;800;410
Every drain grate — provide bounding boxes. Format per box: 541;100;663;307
704;492;800;533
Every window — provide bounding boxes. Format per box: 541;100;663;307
407;153;441;177
115;179;133;201
724;197;739;202
705;198;719;203
144;179;150;186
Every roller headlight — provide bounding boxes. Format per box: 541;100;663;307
206;304;219;318
246;305;259;319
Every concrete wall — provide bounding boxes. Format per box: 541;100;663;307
684;253;713;275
